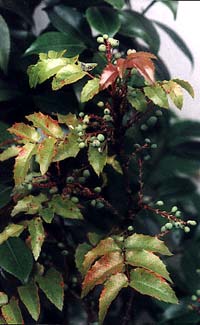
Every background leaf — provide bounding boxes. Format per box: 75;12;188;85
0;15;10;74
156;0;178;19
18;281;40;321
104;0;124;9
1;298;23;325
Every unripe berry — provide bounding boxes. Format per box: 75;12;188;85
156;200;164;206
57;242;65;249
75;124;83;132
165;223;173;230
145;138;151;144
196;289;200;296
92;139;101;147
103;34;109;39
66;176;74;184
187;220;197;226
140;124;148;131
78;131;83;137
90;136;97;142
161;226;166;232
94;186;101;193
151;144;157;149
27;184;33;191
104;108;110;115
127;49;136;55
79;112;84;118
175;211;181;217
97;134;105;142
171;206;178;213
97;36;104;43
144;155;151;161
98;44;106;52
91;199;96;207
174;222;181;228
191;295;198;301
147;116;158;126
108;38;119;47
96;201;104;209
97;101;104;107
71;196;79;203
78;176;86;184
114;52;121;59
83;169;90;178
184;226;190;233
128;225;134;231
103;115;112;122
79;142;86;149
155;110;163;117
49;186;58;194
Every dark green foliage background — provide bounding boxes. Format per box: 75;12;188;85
0;0;200;324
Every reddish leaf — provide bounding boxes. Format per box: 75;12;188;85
8;123;40;143
100;63;119;90
116;58;127;78
82;251;124;297
125;52;157;84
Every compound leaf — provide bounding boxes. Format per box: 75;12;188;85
144;84;169;108
0;15;10;74
1;298;23;325
0;146;20;161
50;195;83;220
53;133;80;162
81;77;100;103
8;123;40;143
28;217;45;261
75;242;92;275
88;144;107;176
37;137;56;175
14;143;37;185
18;281;40;321
0;224;24;245
52;64;86;90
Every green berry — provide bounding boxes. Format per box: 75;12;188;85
184;226;190;233
171;206;178;213
108;38;119;47
156;200;164;206
127;49;136;55
104;108;110;115
97;36;104;43
144;155;151;161
128;225;134;231
71;196;79;203
155;110;163;117
57;242;65;249
151;144;157;149
117;236;124;242
75;124;83;132
145;138;151;144
83;169;90;178
196;289;200;296
96;201;104;209
61;250;69;256
104;115;113;122
165;223;173;230
79;112;84;118
97;134;105;142
90;136;97;142
78;131;84;137
27;184;33;191
103;34;109;39
92;139;101;147
147;116;158;126
98;44;106;52
134;144;141;149
196;269;200;274
175;211;181;218
78;176;86;184
49;186;58;194
97;101;104;107
191;295;198;301
94;186;101;193
91;199;96;207
114;52;121;59
174;222;180;228
79;142;86;149
161;226;166;232
140;124;148;131
66;176;74;184
187;220;197;226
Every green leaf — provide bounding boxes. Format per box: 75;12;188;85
46;5;85;40
119;10;160;53
18;281;40;321
1;297;23;324
0;224;24;245
14;143;37;185
86;7;121;37
11;194;47;217
126;250;172;282
26;112;64;139
124;234;172;256
0;146;20;161
28;217;45;261
104;0;124;9
144;84;169;108
35;268;64;311
82;251;124;297
25;32;86;58
173;79;194;98
127;88;147;112
81;78;100;103
0;15;10;74
0;292;8;307
0;238;33;283
99;273;128;325
39;208;54;224
154;21;194;66
0;0;32;24
88;144;107;176
75;242;92;275
162;80;183;109
82;237;121;275
50;195;83;220
37;137;56;175
52;63;86;90
130;268;178;304
156;0;178;19
53;133;80;162
8;123;40;143
106;155;123;174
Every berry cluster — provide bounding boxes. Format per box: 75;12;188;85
140;110;163;131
